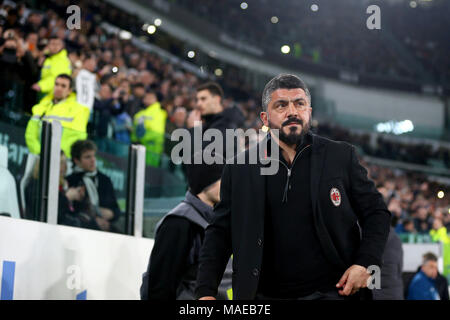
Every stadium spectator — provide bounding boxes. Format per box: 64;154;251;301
31;35;71;97
25;74;90;158
66;140;122;232
0;28;38;112
132;91;167;167
57;151;92;228
407;252;449;300
140;161;229;300
126;82;146;117
429;218;450;244
91;82;115;150
75;53;97;110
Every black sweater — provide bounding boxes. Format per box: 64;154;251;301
258;140;340;298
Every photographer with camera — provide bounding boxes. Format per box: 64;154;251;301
0;28;37;112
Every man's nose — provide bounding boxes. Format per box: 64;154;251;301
286;101;298;117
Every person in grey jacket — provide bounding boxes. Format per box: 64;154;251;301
373;225;404;300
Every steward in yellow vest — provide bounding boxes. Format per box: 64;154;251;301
31;37;72;96
25;74;90;158
132;92;167;167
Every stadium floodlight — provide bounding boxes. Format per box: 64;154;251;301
281;45;290;54
271;16;279;24
119;30;132;40
147;25;156;34
187;50;195;58
154;18;162;26
438;191;444;199
240;2;248;10
409;1;417;8
112;66;118;73
311;4;319;12
215;68;223;76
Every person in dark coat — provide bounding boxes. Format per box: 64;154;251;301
140;161;229;300
195;74;391;300
372;225;404;300
66;140;121;232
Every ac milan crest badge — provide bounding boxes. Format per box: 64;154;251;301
330;188;341;207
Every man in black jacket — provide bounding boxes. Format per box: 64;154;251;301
66;140;122;232
195;74;391;300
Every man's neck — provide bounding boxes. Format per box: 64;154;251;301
197;193;214;208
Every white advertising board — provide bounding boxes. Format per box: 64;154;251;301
0;216;153;300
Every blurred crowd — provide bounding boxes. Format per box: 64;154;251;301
365;161;450;238
173;0;449;85
316;123;450;168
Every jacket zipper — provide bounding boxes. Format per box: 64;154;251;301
280;144;311;203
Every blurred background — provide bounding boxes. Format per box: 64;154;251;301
0;0;449;299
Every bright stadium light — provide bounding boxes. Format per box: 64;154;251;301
154;18;162;26
311;4;319;12
112;66;118;73
147;25;156;34
271;16;279;24
281;45;290;54
410;1;417;8
215;68;223;76
240;2;248;10
119;30;132;40
187;50;195;58
437;191;445;199
375;120;414;135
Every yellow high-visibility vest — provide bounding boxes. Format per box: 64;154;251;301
25;92;90;158
37;49;72;94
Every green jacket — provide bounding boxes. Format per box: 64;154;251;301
25;92;90;158
38;49;72;94
430;227;450;244
132;102;167;167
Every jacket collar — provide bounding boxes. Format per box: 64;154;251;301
184;191;215;224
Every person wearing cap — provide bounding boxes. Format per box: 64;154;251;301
140;161;230;300
195;74;391;300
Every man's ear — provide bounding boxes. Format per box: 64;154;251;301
260;111;268;127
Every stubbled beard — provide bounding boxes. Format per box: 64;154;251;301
268;117;311;147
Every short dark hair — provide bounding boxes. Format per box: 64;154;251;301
196;82;224;101
55;73;73;88
133;82;145;89
261;74;311;111
71;140;97;162
423;252;438;264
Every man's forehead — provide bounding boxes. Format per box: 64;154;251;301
270;88;308;101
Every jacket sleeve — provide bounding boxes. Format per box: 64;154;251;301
25;118;41;155
146;217;194;300
99;174;121;222
61;106;90;158
348;145;391;268
195;164;233;299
